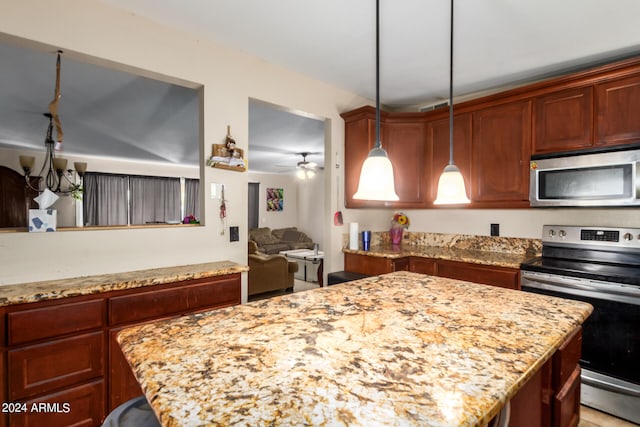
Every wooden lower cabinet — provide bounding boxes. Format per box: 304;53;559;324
108;327;143;410
436;260;520;290
508;358;552;427
408;257;437;275
344;253;409;276
345;253;519;290
0;273;241;427
9;380;104;427
8;332;104;400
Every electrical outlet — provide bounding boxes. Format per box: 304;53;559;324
490;223;500;237
229;226;239;242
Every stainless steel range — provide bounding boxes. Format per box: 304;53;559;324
520;225;640;424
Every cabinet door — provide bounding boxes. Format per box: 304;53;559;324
109;327;143;411
428;114;472;203
10;380;104;427
409;257;437;275
344;115;378;208
344;253;394;276
472;100;532;205
8;332;104;400
596;74;640;146
533;87;593;153
553;366;581;427
384;119;430;208
508;359;552;427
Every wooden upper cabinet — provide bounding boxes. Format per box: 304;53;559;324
384;117;429;208
472;100;532;206
596;74;640;146
342;107;430;209
533;86;594;154
428;113;472;203
343;111;377;209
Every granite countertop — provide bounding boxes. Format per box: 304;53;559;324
343;245;534;269
118;271;592;427
0;261;248;307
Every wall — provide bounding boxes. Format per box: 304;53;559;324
248;170;325;250
297;170;325;250
0;0;370;295
341;206;640;240
248;172;297;230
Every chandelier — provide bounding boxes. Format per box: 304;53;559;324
18;50;87;197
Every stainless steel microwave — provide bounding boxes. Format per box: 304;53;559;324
529;144;640;207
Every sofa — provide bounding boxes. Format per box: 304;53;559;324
248;241;298;296
249;227;314;254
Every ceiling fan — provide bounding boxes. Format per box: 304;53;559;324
296;152;322;179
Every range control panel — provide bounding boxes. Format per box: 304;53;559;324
542;225;640;249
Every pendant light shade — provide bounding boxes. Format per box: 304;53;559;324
434;164;470;204
353;0;399;202
434;0;470;205
353;147;399;200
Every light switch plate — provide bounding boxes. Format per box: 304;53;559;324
229;226;239;242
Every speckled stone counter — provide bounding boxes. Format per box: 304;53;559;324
343;245;532;269
118;271;592;427
343;231;541;269
0;261;248;307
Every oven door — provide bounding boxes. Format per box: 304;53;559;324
521;270;640;423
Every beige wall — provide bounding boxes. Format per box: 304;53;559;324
0;0;370;294
248;172;298;230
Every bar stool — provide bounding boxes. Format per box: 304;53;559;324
101;395;160;427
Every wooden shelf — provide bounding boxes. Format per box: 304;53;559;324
209;162;246;172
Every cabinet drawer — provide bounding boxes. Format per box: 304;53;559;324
553;327;582;388
344;253;399;276
436;260;519;290
8;332;104;400
409;257;436;275
109;276;240;326
8;299;104;345
10;380;105;427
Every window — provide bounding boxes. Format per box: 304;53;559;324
83;172;199;226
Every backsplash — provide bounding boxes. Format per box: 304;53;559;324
344;231;541;256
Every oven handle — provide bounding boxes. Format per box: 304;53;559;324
521;271;640;306
582;370;640;398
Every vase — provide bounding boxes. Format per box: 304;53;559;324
390;226;403;245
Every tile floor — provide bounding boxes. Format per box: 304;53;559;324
267;282;640;427
579;406;638;427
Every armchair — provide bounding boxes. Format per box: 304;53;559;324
248;241;299;296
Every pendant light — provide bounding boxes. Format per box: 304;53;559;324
434;0;470;205
353;0;399;201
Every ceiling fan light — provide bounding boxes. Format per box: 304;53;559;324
296;169;306;179
353;147;399;201
434;164;470;205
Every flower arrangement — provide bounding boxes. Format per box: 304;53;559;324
183;214;200;224
391;212;410;229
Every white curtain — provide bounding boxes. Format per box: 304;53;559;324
83;173;128;226
129;176;181;224
184;178;200;220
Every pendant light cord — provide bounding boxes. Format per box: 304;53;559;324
448;0;454;165
375;0;381;149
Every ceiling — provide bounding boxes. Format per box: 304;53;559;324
2;0;640;174
0;41;200;167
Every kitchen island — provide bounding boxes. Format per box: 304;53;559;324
118;271;592;427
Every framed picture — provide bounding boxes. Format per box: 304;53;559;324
266;188;284;211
